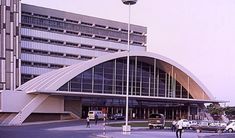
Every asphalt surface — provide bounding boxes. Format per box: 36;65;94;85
0;120;235;138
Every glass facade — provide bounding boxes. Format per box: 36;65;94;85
58;56;193;99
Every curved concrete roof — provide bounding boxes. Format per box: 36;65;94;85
17;51;214;100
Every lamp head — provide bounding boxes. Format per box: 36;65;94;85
122;0;137;5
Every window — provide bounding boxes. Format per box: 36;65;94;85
33;62;48;68
95;24;106;28
107;48;118;53
108;26;119;31
21;48;32;53
50;64;64;69
121;29;128;32
50;28;63;33
22;11;31;15
50;40;64;45
66;19;79;24
65;54;78;59
50;52;64;57
66;42;78;47
66;30;78;35
108;37;119;42
80;21;93;26
81;33;92;38
133;41;142;45
33;25;48;30
120;39;128;43
21;61;32;66
21;23;31;28
80;44;93;49
33;13;48;18
94;35;106;40
21;36;32;41
33;50;48;55
95;46;106;51
133;31;143;35
80;56;93;60
33;37;48;43
50;16;64;21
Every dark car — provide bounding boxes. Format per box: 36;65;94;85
148;113;165;129
191;121;226;133
109;113;125;120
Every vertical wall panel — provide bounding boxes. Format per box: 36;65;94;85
0;0;20;90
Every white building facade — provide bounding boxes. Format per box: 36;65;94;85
0;1;221;126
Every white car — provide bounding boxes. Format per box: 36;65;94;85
226;122;235;133
188;120;198;127
182;119;190;129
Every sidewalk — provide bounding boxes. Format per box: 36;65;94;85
47;123;123;131
97;131;232;138
46;123;218;138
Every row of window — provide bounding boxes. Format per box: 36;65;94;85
21;60;64;68
21;48;94;60
21;15;146;44
21;35;120;53
21;23;143;46
22;11;145;35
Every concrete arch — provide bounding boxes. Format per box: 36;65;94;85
18;51;214;100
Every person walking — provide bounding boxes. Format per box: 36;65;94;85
95;113;98;125
172;120;177;132
176;118;183;138
86;116;90;128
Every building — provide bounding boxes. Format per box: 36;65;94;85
20;3;147;84
0;0;222;125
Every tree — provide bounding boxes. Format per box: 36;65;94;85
207;103;224;116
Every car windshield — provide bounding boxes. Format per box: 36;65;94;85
149;114;162;118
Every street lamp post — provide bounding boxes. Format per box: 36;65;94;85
121;0;137;132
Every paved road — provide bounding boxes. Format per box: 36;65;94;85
0;120;235;138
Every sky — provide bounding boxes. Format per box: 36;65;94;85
21;0;235;106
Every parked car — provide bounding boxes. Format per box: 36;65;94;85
188;120;198;128
191;121;226;133
88;110;104;120
228;120;235;125
109;113;125;120
148;113;165;129
211;121;227;127
226;122;235;133
181;119;190;129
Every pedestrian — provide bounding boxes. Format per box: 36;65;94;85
172;120;177;132
95;113;98;125
132;113;136;119
86;116;90;128
176;118;183;138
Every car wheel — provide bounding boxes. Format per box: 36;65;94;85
217;130;222;133
149;126;153;129
196;129;201;133
228;128;233;133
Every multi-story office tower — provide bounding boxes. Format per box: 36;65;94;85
20;4;147;84
0;0;21;90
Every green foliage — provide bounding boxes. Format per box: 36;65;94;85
207;104;224;116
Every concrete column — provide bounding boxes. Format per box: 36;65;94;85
188;105;191;120
0;0;21;90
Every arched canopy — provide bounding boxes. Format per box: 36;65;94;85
17;51;214;100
